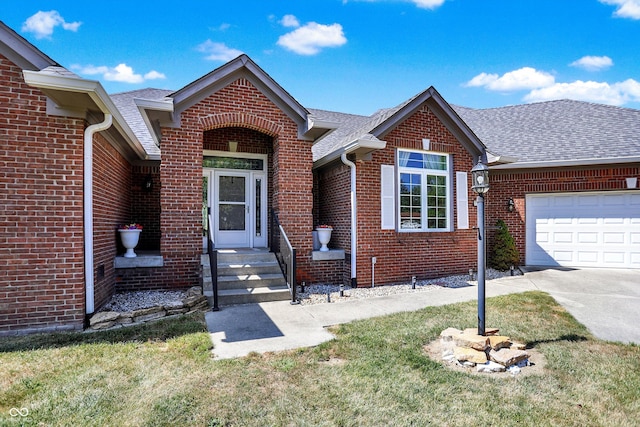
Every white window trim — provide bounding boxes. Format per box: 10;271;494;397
396;148;453;233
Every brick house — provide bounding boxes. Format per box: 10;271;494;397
455;102;640;269
1;20;638;335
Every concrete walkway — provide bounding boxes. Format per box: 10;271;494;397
205;268;640;359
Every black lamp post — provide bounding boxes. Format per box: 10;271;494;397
471;157;490;336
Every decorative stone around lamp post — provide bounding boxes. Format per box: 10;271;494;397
471;157;490;336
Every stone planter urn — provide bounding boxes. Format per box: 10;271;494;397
316;226;333;252
119;225;142;258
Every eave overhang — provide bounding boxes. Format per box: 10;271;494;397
22;70;154;161
134;97;174;148
313;135;387;169
490;155;640;170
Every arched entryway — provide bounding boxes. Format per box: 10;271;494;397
202;125;274;249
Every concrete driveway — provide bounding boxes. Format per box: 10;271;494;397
521;267;640;345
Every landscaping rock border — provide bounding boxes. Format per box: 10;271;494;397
87;287;208;331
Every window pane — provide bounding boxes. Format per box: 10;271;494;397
202;176;208;237
426;174;447;229
203;156;263;170
400;172;422;229
219;176;245;202
398;150;446;171
219;204;245;230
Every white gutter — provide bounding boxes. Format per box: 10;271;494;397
22;70;154;161
341;153;358;287
490;155;640;170
313;137;386;169
84;114;113;314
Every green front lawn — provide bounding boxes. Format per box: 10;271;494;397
1;292;638;426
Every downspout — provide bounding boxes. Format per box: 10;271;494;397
340;153;357;287
84;114;113;314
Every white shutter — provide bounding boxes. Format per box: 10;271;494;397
381;165;395;229
456;171;469;229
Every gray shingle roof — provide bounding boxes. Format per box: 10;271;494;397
309;109;372;161
453;100;640;165
310;95;418;162
110;88;173;158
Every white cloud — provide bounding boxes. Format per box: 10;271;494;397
197;40;244;61
143;70;167;80
524;79;640;105
71;63;165;84
412;0;445;9
277;22;347;55
280;14;300;28
570;55;613;71
600;0;640;19
465;67;555;91
22;10;82;39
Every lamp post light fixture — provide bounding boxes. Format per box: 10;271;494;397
471;157;489;336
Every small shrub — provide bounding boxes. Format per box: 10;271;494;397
490;219;520;271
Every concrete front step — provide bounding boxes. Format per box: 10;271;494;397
202;249;291;305
215;273;286;290
211;286;292;305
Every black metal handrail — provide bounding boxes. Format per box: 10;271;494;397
207;208;219;311
270;209;297;304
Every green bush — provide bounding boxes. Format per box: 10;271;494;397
489;219;520;271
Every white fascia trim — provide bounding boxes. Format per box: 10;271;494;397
487;151;518;165
22;70;152;160
305;116;339;138
134;97;174;148
490;155;640;170
313;138;387;169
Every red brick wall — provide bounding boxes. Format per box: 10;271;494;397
313;162;352;284
316;105;478;287
486;164;640;265
152;77;314;288
0;54;86;334
131;164;160;251
92;132;132;310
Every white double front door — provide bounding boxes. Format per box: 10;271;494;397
203;156;267;249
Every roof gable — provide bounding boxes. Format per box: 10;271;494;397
312;86;486;167
166;55;327;140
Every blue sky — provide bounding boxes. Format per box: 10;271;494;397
4;0;640;115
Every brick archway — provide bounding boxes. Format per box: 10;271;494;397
200;112;282;137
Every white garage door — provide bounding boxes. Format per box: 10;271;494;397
526;191;640;268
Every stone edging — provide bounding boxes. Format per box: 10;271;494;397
87;287;208;331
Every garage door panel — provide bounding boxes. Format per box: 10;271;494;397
603;252;625;264
577;252;598;263
554;232;573;243
526;191;639;269
603;232;625;244
603;217;624;224
578;218;598;224
578;233;598;243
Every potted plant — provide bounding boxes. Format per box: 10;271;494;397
118;223;143;258
316;224;333;252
